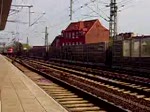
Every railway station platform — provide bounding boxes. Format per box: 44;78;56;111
0;54;68;112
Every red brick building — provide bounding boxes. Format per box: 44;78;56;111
51;19;109;47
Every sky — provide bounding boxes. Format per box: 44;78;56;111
0;0;150;46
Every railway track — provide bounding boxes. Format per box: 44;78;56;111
10;58;127;112
47;61;150;96
48;58;150;78
24;58;150;96
39;58;150;88
14;57;150;112
22;57;150;87
48;61;150;86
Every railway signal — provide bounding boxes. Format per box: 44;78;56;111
45;26;49;59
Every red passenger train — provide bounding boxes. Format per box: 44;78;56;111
7;47;13;54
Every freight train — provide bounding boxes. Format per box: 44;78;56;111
113;36;150;73
24;36;150;74
6;36;149;74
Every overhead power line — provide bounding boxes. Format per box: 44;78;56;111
11;4;33;26
86;5;109;22
7;20;28;24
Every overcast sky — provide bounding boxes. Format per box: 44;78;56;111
0;0;150;46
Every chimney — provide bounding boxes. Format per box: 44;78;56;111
79;21;84;30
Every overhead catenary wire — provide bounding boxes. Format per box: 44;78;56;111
14;0;108;38
86;5;109;22
12;0;109;44
6;0;143;45
89;0;110;20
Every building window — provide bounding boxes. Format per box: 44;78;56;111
75;32;78;38
68;32;70;38
79;31;83;36
72;32;75;38
67;33;69;38
61;32;64;37
69;32;71;38
69;42;71;46
79;42;82;45
65;33;67;38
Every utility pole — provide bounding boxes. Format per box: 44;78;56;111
45;26;49;58
105;0;118;67
70;0;73;20
109;0;118;42
29;6;32;26
12;5;33;26
27;37;29;45
25;37;29;55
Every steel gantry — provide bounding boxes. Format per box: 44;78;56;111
109;0;118;42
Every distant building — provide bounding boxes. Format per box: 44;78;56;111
51;19;109;47
134;35;150;39
117;32;135;40
51;35;62;47
117;33;150;40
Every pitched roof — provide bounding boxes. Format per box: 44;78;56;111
65;19;98;32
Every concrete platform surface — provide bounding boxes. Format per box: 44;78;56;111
0;55;68;112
